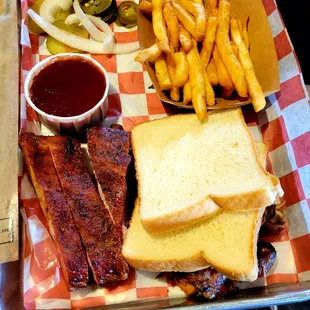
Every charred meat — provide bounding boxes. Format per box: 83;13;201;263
162;268;236;300
257;242;277;277
49;137;129;286
19;133;89;290
87;127;131;232
261;204;286;236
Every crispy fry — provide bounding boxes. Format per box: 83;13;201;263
166;52;180;101
172;0;202;42
242;16;250;50
203;69;216;106
173;50;189;87
231;18;265;111
206;0;218;17
163;0;179;52
200;16;218;68
193;0;202;3
179;24;193;53
139;0;153;15
187;50;208;121
193;43;215;107
177;0;206;40
134;43;162;63
216;0;247;97
152;0;170;53
213;44;234;90
183;79;191;104
231;42;238;56
155;54;172;90
207;57;219;86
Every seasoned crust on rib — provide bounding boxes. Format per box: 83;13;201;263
87;127;131;231
49;136;129;285
19;133;89;290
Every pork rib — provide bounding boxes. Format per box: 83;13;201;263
49;136;129;285
87;127;131;232
19;133;89;290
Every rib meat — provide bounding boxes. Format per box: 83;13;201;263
86;127;131;232
19;133;89;290
162;268;235;300
48;136;129;285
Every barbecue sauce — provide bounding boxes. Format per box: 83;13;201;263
30;58;106;117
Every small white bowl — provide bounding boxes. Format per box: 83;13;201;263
24;53;109;135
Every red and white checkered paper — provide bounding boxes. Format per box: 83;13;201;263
20;0;310;308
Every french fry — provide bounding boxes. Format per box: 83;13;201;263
231;42;238;56
139;0;153;15
183;79;192;104
163;0;179;52
173;50;189;87
203;69;216;106
230;18;266;111
242;16;250;51
186;50;208;122
213;44;234;91
166;52;180;101
193;0;203;3
152;0;171;53
193;41;215;107
172;0;203;42
179;24;193;53
216;0;247;97
155;54;172;90
134;43;162;63
177;0;206;40
206;0;218;17
207;57;219;86
200;16;218;69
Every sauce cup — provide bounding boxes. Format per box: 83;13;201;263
24;53;109;136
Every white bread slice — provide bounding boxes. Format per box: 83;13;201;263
123;203;265;282
123;141;268;281
131;108;283;234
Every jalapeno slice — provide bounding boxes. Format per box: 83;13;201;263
82;0;113;15
117;1;138;26
46;20;88;55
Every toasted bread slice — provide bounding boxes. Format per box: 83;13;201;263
131;108;283;234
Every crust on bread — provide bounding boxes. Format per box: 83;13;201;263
210;173;283;211
124;254;210;273
141;196;221;234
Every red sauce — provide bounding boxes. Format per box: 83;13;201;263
30;58;106;117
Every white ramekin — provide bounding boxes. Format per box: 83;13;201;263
24;53;109;135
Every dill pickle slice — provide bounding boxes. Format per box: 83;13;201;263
55;9;73;21
46;20;88;55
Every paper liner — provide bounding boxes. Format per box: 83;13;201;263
20;0;310;308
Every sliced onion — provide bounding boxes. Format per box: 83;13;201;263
40;0;72;23
27;9;140;54
65;13;112;37
73;0;105;42
102;34;115;53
